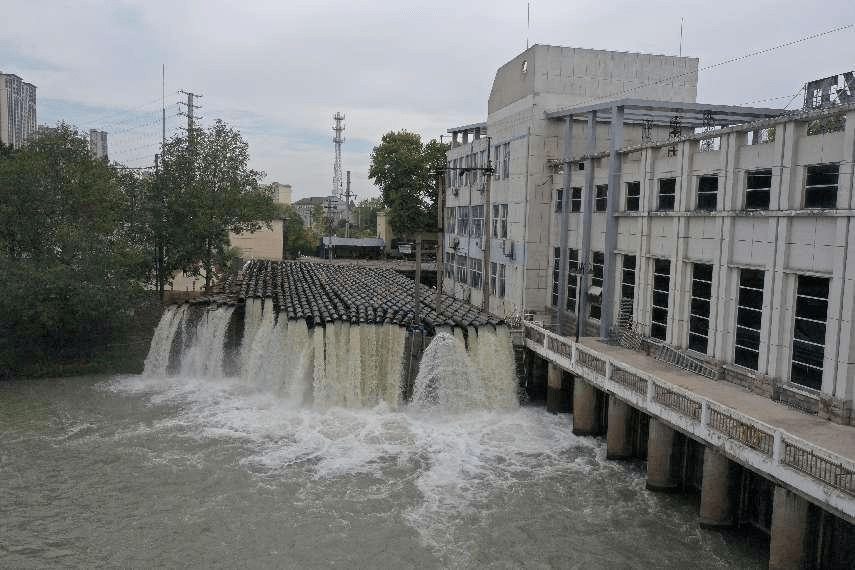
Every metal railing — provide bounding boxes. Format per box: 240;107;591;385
611;367;647;395
708;406;774;457
547;336;572;360
576;349;606;377
783;440;855;495
654;383;702;421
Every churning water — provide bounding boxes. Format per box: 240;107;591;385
0;306;765;567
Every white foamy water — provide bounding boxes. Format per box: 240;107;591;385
142;305;186;377
178;306;234;378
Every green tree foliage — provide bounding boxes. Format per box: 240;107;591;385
368;131;449;235
0;125;147;375
158;120;276;289
353;196;383;236
277;203;317;258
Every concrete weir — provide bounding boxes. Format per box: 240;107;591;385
523;321;855;568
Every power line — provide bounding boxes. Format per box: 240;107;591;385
566;24;854;109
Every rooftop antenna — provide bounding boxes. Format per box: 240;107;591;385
527;1;531;49
679;17;684;57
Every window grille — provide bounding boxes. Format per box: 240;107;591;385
735;269;765;370
625;182;640;212
791;276;829;390
745;169;772;210
651;259;671;340
658;178;676;211
689;264;713;353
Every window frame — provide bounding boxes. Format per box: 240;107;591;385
734;269;765;370
469;257;482;288
696;175;718;212
658;178;676;211
745;169;772;210
803;163;839;209
567;248;579;312
625;181;640;212
790;275;830;390
590;251;605;320
688;263;713;354
551;246;560;306
595;184;608;212
651;258;671;340
554;189;563;213
570;187;582;212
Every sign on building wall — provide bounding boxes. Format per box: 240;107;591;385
804;72;855;109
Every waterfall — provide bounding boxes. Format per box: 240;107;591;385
412;326;518;412
142;302;512;412
179;306;235;378
143;305;186;377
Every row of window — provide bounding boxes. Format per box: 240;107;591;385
446;204;509;239
446;142;512;187
554;163;841;214
444;253;507;297
550;254;829;390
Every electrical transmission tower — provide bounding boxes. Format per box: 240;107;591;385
178;90;203;144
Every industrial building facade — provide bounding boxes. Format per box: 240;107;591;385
443;46;855;423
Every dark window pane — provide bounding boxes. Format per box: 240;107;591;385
791;362;822;390
593;252;604;265
690;316;709;336
795;297;828;321
694;264;713;282
745;189;770;209
737;307;762;329
740;270;765;291
659;178;676;192
792;339;825;369
805;188;837;209
691;298;711;317
735;347;759;370
739;289;764;310
697;193;717;211
654;259;670;274
797;276;830;299
805;164;839;186
652;307;668;324
658;194;675;211
625;182;640;212
651;323;667;340
692;280;712;300
747;170;772;189
653;291;669;309
794;318;826;345
622;284;635;299
626;197;639;211
698;176;718;193
623;256;636;270
590;305;601;320
736;326;761;350
689;333;708;353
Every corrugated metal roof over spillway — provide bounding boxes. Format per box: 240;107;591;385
186;260;501;329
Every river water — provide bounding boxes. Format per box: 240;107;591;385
0;373;767;568
0;306;765;567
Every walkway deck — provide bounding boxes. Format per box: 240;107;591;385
524;322;855;523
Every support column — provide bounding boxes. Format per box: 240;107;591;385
769;486;809;570
572;377;598;435
699;448;733;528
600;104;623;339
606;396;632;459
546;363;562;413
646;418;677;492
557;117;573;335
576;111;597;341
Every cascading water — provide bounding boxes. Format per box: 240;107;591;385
179;306;235;378
143;305;186;377
142;302;508;412
412;326;518;412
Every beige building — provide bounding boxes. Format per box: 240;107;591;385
0;72;37;148
229;182;293;260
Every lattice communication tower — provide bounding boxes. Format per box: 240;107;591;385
332;112;345;200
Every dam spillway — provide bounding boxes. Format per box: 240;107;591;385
145;260;518;409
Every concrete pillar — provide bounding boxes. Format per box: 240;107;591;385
646;418;677;492
606;397;632;459
546;364;562;413
769;486;809;570
572;377;598;436
699;448;733;528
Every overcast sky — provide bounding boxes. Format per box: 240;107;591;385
2;0;852;201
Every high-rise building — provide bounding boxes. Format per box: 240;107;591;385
0;72;37;148
89;129;108;161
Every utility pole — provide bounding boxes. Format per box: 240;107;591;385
435;169;445;312
481;151;493;314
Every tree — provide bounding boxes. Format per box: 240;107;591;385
0;124;147;374
353;196;383;236
278;203;316;258
159;120;276;290
368;131;449;235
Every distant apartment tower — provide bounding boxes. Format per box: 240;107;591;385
0;72;37;148
89;129;108;161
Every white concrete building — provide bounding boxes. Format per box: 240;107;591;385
443;45;699;317
0;72;37;148
445;50;855;426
